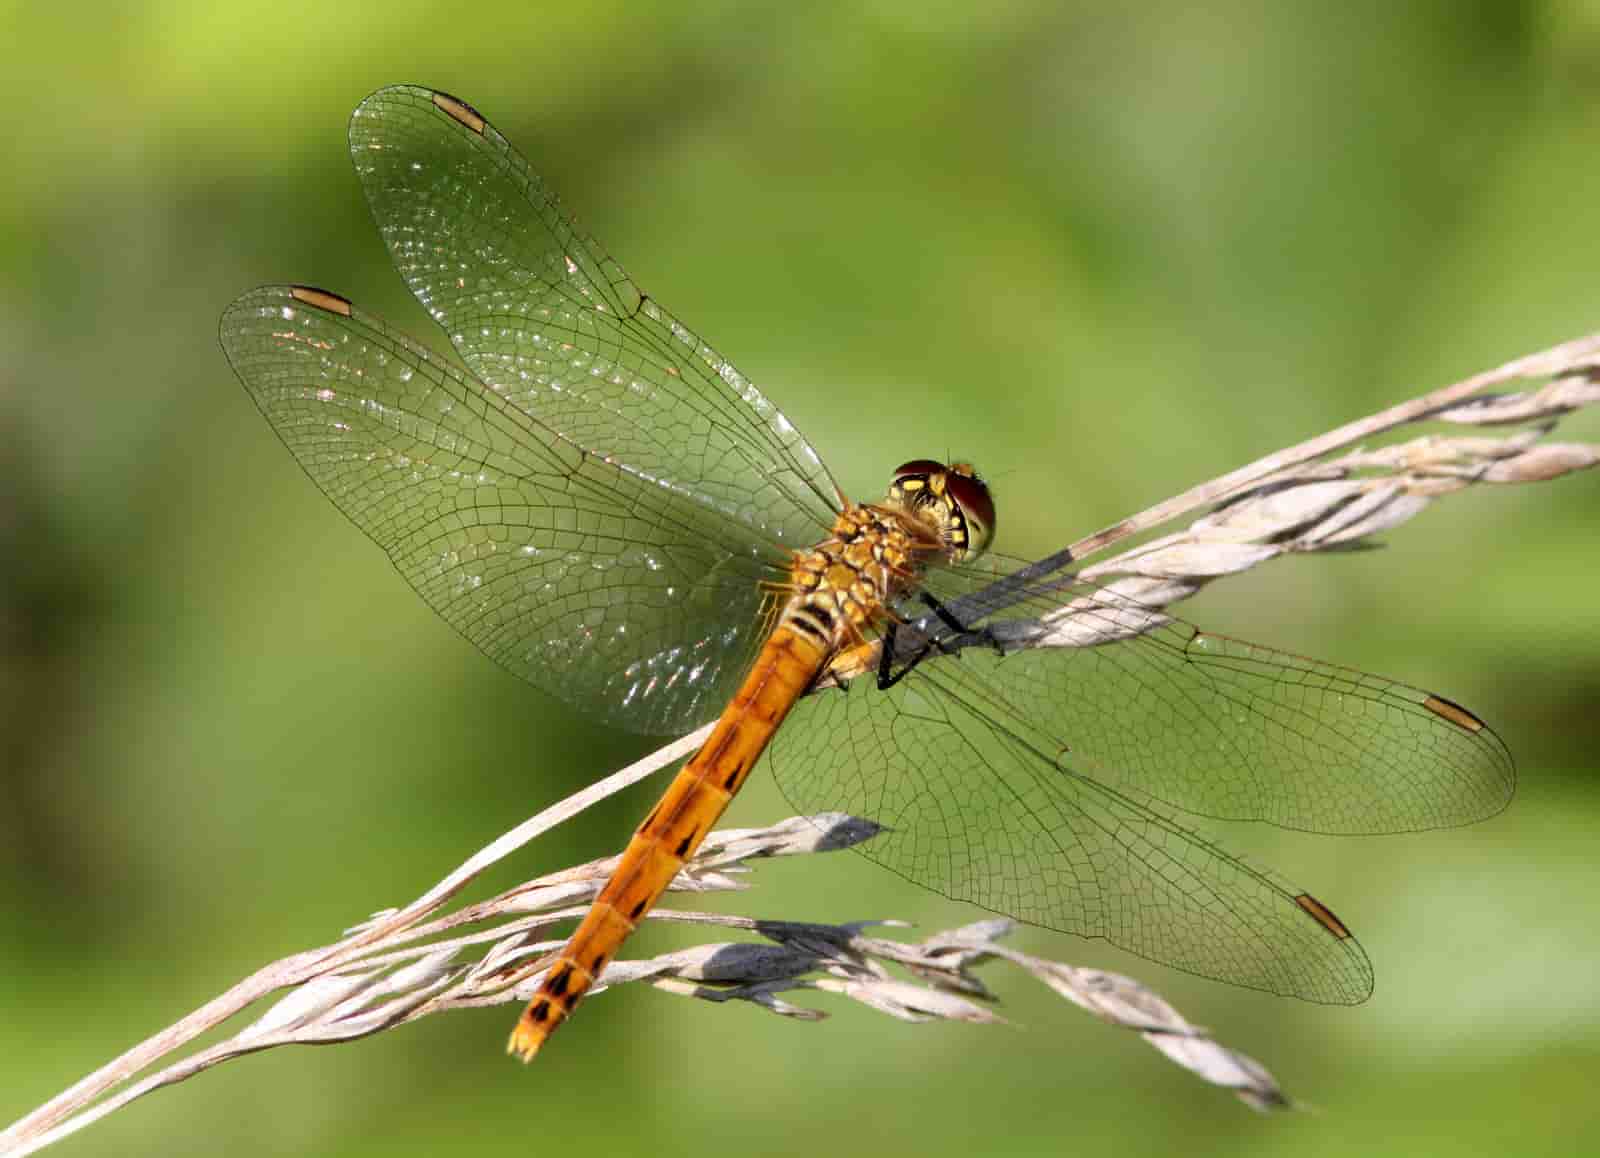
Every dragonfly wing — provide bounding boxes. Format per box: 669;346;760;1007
767;648;1375;1003
915;559;1515;834
220;285;785;734
347;84;842;552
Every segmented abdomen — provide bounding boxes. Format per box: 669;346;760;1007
507;623;831;1060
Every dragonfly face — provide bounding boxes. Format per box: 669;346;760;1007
885;460;996;565
221;85;1514;1061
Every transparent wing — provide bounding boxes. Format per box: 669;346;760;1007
219;284;790;734
913;558;1515;834
347;84;842;550
767;558;1512;1001
768;645;1376;1004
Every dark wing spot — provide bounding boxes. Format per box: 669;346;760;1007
431;90;486;134
289;285;352;316
1423;694;1486;733
1295;893;1353;940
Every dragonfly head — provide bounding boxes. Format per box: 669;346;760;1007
887;460;996;564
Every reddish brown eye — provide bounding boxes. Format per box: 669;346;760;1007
892;459;946;480
943;467;996;558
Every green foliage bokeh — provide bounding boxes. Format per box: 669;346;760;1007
3;3;1597;1155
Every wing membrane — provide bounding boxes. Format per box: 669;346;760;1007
765;558;1511;999
769;647;1375;1003
219;285;786;734
912;559;1515;833
347;84;841;551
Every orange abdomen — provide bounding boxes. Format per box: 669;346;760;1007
507;623;830;1061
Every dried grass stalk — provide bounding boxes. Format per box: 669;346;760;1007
4;333;1595;1156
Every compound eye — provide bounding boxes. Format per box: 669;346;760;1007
892;459;946;481
942;466;995;560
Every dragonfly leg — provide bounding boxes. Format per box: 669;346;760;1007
918;591;1003;655
875;627;913;690
919;591;968;636
923;591;1007;658
876;592;999;690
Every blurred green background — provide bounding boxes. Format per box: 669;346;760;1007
4;1;1598;1155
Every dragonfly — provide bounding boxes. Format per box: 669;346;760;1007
219;85;1514;1061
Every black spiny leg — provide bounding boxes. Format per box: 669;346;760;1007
920;591;968;636
876;622;919;690
876;592;997;691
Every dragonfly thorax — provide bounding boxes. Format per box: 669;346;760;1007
781;461;994;652
783;504;944;652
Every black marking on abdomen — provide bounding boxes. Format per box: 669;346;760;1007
674;827;698;859
723;759;746;790
788;613;830;645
